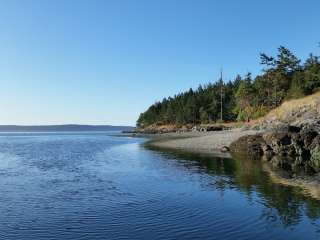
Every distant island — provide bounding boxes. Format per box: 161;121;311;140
0;124;133;132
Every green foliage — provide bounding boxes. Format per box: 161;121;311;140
137;45;320;127
304;54;320;94
234;73;255;120
199;107;209;124
252;105;268;119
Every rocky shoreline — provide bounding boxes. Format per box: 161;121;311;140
134;121;320;199
230;125;320;173
132;92;320;199
228;92;320;198
229;92;320;177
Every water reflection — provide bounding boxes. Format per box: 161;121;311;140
146;145;320;228
0;133;319;240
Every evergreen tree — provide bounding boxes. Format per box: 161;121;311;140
235;73;254;121
137;45;320;127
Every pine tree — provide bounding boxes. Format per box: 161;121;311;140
136;45;320;127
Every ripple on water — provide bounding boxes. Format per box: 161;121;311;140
0;133;318;240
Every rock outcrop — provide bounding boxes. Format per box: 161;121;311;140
230;126;320;174
234;92;320;175
229;135;265;160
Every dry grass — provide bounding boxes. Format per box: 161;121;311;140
259;91;320;124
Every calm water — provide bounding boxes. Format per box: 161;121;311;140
0;132;319;240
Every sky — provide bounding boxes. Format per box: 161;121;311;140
0;0;319;126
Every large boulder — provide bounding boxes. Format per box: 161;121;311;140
230;125;320;174
300;128;318;148
262;132;292;154
230;134;265;160
206;125;223;131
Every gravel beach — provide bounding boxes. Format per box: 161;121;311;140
145;128;260;156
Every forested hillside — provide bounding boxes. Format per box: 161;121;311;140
137;46;320;127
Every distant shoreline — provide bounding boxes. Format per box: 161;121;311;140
0;124;133;132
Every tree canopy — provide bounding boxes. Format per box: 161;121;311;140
137;46;320;127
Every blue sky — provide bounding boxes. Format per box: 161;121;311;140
0;0;319;126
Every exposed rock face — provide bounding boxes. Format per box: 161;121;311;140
230;126;320;174
229;135;265;160
310;135;320;172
